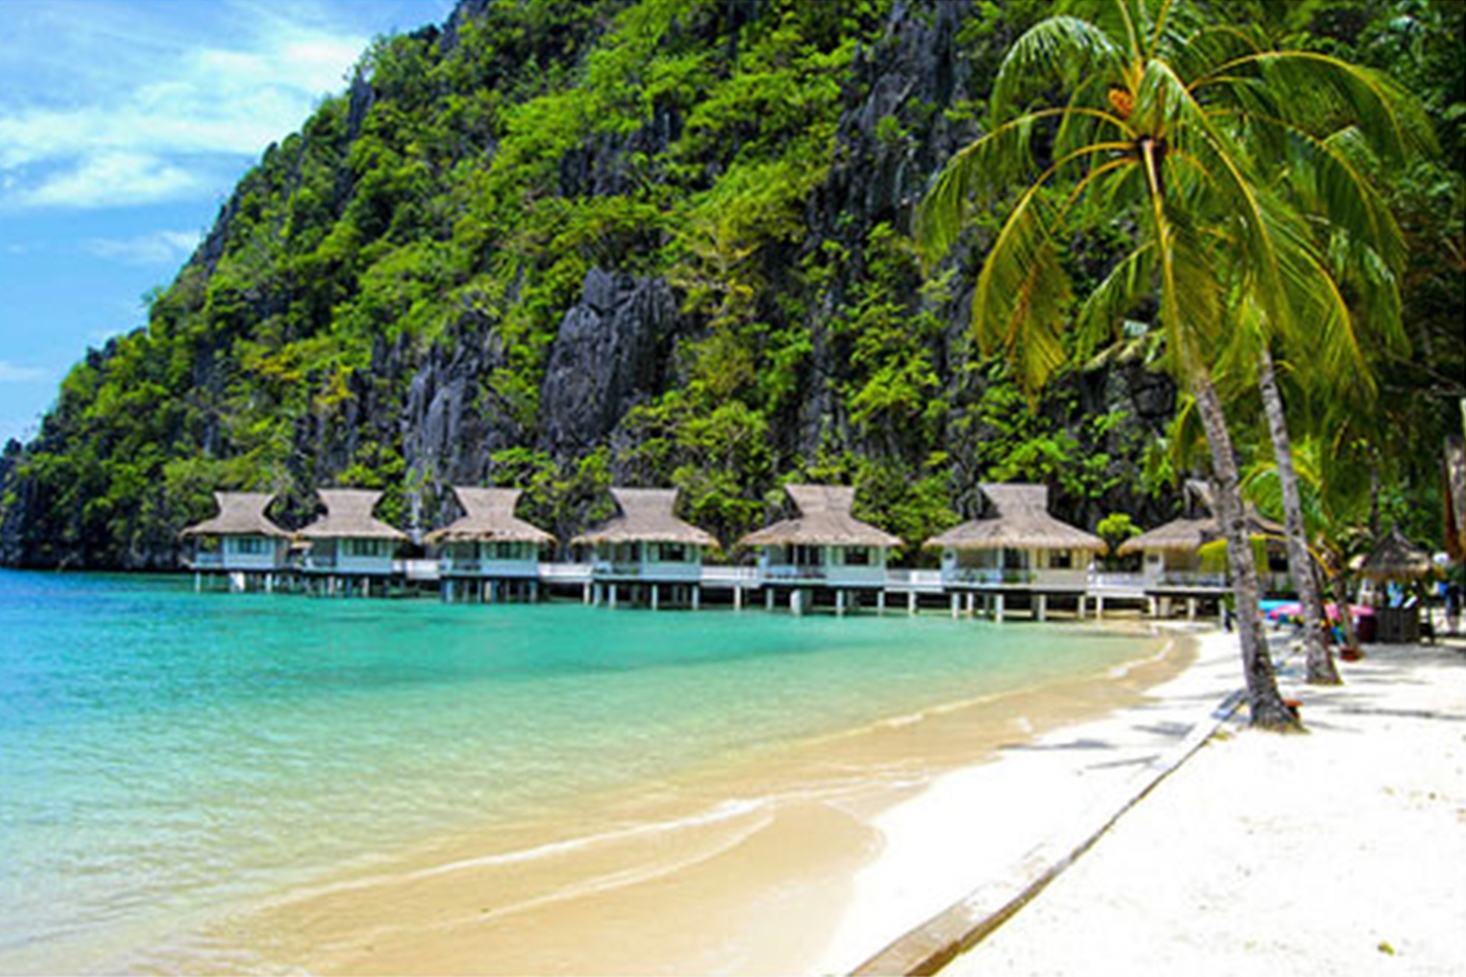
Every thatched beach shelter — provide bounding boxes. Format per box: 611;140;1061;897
1359;528;1432;582
926;483;1103;583
1358;527;1433;641
179;491;290;576
738;485;901;613
573;488;716;608
428;487;554;601
296;489;408;579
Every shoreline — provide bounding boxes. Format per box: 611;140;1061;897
171;619;1196;968
827;625;1242;975
181;621;1197;976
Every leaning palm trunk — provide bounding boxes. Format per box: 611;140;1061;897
1257;348;1340;684
1194;372;1299;728
1330;569;1362;649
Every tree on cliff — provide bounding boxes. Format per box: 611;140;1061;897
918;0;1426;728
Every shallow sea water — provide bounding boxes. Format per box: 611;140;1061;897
0;569;1163;973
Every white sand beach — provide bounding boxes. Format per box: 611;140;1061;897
840;634;1466;977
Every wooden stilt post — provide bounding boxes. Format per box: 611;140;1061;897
651;585;659;611
692;585;700;611
995;592;1006;623
908;590;917;615
951;593;960;619
1037;593;1048;622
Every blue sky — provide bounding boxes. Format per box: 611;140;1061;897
0;0;457;446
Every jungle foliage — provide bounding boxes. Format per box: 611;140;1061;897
1;0;1459;568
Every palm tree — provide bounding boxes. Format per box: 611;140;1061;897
918;0;1425;728
1243;425;1379;651
1256;346;1338;683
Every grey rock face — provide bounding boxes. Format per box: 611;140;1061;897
539;268;681;457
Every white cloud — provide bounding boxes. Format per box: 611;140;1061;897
85;229;202;265
15;153;207;209
0;362;51;384
0;3;371;209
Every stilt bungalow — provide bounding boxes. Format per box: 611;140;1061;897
738;485;903;615
427;487;554;603
296;489;409;595
1117;480;1292;617
925;484;1104;620
179;492;290;591
572;488;717;609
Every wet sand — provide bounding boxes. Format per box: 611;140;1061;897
191;624;1198;976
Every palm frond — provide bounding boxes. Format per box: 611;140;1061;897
992;15;1126;121
918;109;1129;264
1075;241;1155;362
1282;121;1405;273
1201;51;1436;164
1269;216;1373;397
915;115;1038;264
971;189;1073;395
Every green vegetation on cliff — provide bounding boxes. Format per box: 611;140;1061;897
1;0;1460;568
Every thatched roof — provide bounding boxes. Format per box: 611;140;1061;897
925;483;1104;552
1359;528;1432;581
296;489;408;541
426;487;554;545
737;485;903;549
180;492;288;538
1119;477;1284;556
1118;517;1216;555
571;488;718;547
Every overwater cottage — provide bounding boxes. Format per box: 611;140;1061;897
179;491;290;591
1118;480;1287;617
925;483;1104;621
427;487;554;603
572;488;717;609
738;484;903;615
296;489;409;595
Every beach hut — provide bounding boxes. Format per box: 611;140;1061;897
572;488;717;609
427;487;554;602
1358;528;1433;642
296;489;409;594
1118;516;1223;587
925;483;1103;620
737;485;903;615
179;491;290;591
1120;481;1290;612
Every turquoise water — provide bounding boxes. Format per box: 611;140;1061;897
0;570;1157;973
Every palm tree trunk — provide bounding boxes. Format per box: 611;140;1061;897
1193;370;1298;729
1328;565;1362;649
1257;347;1340;685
